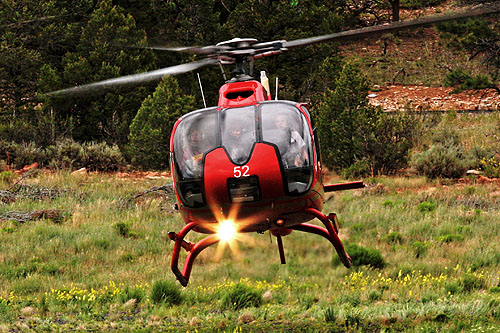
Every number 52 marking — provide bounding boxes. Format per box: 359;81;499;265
234;166;250;178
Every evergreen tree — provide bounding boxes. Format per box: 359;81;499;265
223;0;348;101
127;76;195;170
436;15;500;92
315;61;371;170
53;0;157;145
314;61;415;175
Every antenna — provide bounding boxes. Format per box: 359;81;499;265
197;73;207;108
218;61;227;81
275;77;279;100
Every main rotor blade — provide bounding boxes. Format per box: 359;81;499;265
49;58;218;96
283;3;500;49
133;45;225;55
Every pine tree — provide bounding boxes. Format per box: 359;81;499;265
314;61;415;175
127;76;195;170
54;0;156;144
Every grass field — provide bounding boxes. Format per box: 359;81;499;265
1;171;500;331
2;113;500;331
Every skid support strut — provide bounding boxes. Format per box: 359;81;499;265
168;222;219;286
291;208;352;268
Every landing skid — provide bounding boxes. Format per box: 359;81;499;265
168;209;351;286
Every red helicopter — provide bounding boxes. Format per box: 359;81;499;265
51;4;500;286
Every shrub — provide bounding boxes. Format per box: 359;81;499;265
221;283;262;310
470;253;500;271
438;234;464;243
337;293;362;307
412;241;430;258
0;119;40;144
490;287;500;293
382;200;395;207
45;139;85;170
119;253;135;262
411;143;468;179
150;280;182;305
467;146;495;171
119;286;145;304
298;294;316;309
401;0;445;9
0;171;15;183
429;126;461;148
480;157;500;178
113;222;137;238
0;139;126;171
410;125;481;179
460;272;486;292
444;68;497;94
342;159;372;178
82;142;125;171
443;68;471;88
421;290;438;303
417;201;437;212
12;142;46;169
368;289;382;302
334;244;385;269
45;139;126;171
444;281;462;295
0;140;46;169
382;231;404;244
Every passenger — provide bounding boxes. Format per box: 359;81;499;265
275;114;308;167
182;128;204;178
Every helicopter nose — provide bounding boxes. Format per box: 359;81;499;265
203;144;285;211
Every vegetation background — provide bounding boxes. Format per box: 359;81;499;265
1;0;498;173
1;0;500;331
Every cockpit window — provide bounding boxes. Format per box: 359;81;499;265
221;106;256;164
173;109;217;180
172;103;314;205
261;104;312;169
261;103;314;194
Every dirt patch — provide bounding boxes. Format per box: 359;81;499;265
368;85;500;111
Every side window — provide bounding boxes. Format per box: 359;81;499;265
302;105;320;164
173;110;217;180
261;104;312;169
261;103;314;195
221;106;256;165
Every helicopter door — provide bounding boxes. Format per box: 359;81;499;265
172;109;217;208
261;102;313;194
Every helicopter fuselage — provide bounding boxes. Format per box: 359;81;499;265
170;80;324;234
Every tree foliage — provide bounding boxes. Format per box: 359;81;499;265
127;77;195;170
437;14;500;91
0;0;476;171
53;0;157;145
315;61;416;176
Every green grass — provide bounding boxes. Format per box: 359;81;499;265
1;170;500;330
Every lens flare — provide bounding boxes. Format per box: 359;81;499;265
217;220;237;242
209;204;255;261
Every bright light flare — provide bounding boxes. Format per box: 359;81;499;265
209;204;256;261
217;220;237;242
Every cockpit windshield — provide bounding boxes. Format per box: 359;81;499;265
172;102;314;206
221;106;256;164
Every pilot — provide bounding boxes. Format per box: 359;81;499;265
225;120;247;163
275;114;308;167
